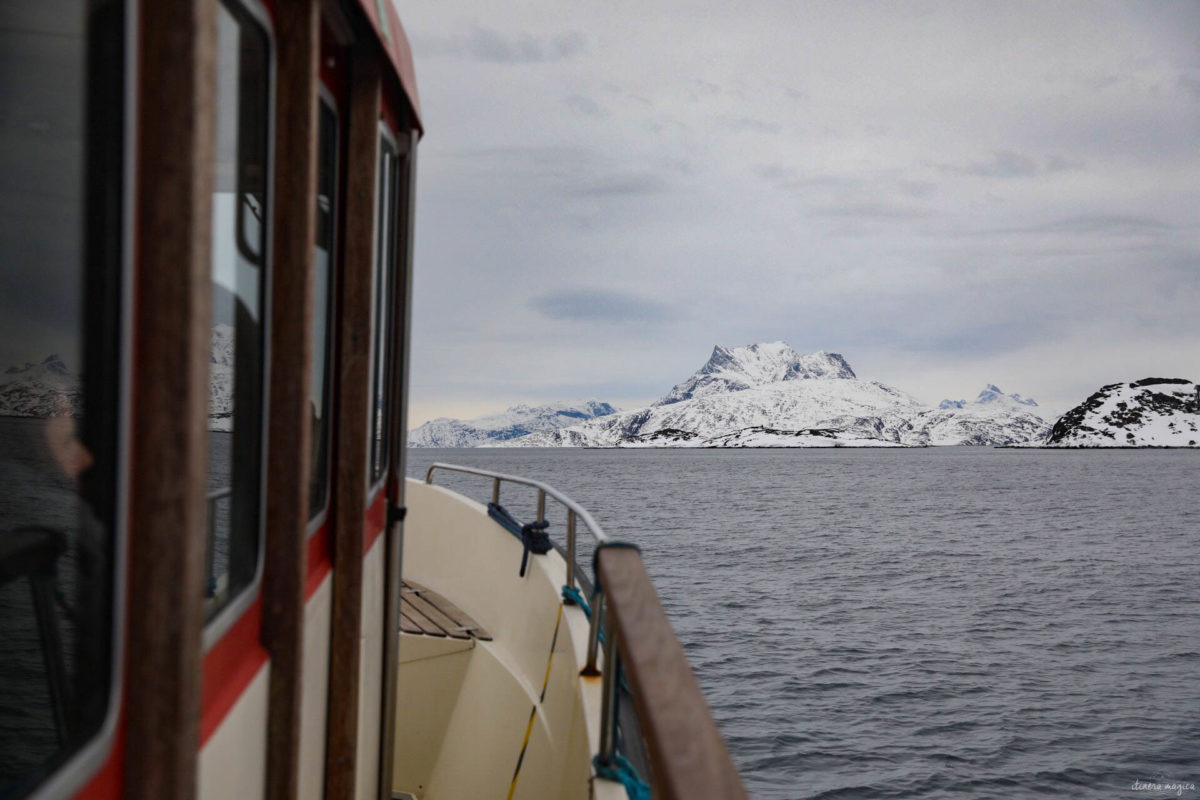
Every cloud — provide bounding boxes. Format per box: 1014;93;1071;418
929;151;1087;179
563;94;605;116
403;1;1200;424
933;150;1040;178
987;215;1175;237
530;289;674;323
416;24;586;63
567;173;668;198
1179;73;1200;100
808;201;930;221
721;116;781;135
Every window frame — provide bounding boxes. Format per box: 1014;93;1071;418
367;122;400;502
201;0;275;650
307;86;339;533
20;0;133;797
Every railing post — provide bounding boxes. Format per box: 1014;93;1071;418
566;509;576;593
597;615;619;766
491;477;500;505
583;590;604;676
204;498;215;597
537;489;545;524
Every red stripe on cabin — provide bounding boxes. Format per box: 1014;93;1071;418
200;598;269;745
306;521;333;600
71;711;123;799
364;491;386;555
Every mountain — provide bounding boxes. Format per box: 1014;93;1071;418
940;384;1038;410
1045;378;1198;447
0;355;81;417
504;344;1049;448
656;342;855;406
408;400;618;448
209;324;235;432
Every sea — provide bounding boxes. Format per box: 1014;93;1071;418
407;447;1200;800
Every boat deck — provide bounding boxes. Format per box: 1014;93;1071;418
399;579;493;641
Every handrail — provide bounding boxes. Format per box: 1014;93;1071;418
596;545;748;800
425;462;608;597
204;487;233;601
424;462;609;543
423;462;747;798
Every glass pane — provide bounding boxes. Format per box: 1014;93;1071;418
369;141;396;487
308;101;336;520
0;0;122;794
206;0;269;616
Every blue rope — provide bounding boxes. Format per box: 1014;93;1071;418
562;584;607;645
561;584;590;615
593;753;650;800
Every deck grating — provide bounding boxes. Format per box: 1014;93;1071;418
400;579;493;641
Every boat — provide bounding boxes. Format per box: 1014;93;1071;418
0;1;746;798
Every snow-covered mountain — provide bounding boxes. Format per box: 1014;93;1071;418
503;344;1048;448
940;384;1038;411
209;324;235;432
0;355;81;417
1045;378;1198;447
656;342;855;406
3;333;238;430
408;400;618;447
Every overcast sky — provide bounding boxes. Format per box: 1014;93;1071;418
401;1;1200;427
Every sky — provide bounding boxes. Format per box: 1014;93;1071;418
400;1;1200;427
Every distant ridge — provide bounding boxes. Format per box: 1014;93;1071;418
408;400;617;447
502;342;1048;448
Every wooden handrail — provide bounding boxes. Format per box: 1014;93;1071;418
596;546;749;800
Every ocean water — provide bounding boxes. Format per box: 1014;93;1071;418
407;447;1200;799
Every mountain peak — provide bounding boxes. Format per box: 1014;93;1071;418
940;384;1039;410
408;399;618;447
657;342;856;406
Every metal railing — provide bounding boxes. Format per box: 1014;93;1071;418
423;462;746;798
424;462;609;595
204;486;232;602
423;463;617;753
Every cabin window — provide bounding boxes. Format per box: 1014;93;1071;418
368;131;400;491
0;0;124;794
308;98;337;522
205;0;270;623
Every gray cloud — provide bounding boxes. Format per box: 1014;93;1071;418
931;150;1087;179
567;173;667;198
935;150;1039;178
808;202;930;221
722;116;781;135
564;94;604;116
403;1;1200;424
530;289;674;323
416;24;585;63
1179;74;1200;100
992;215;1174;237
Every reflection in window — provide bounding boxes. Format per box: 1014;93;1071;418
205;0;270;619
368;135;399;490
0;0;123;794
308;101;337;521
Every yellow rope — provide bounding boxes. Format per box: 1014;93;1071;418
506;603;564;800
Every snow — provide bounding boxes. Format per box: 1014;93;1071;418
1045;379;1198;447
0;355;80;417
940;384;1038;411
499;345;1049;448
408;400;617;447
655;342;855;406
